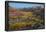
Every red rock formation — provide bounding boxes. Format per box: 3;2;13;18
9;8;24;16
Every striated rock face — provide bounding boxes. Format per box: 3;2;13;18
9;12;24;16
9;8;24;19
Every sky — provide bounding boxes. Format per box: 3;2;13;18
9;3;44;9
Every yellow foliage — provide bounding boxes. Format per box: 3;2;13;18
9;21;33;30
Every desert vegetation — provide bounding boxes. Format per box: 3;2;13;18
6;5;45;30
